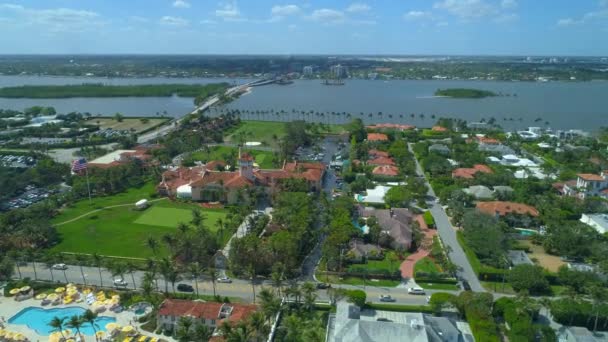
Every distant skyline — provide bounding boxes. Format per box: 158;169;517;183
0;0;607;56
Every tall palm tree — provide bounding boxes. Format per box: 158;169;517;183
146;236;159;257
48;316;67;339
270;264;285;297
248;311;269;341
67;315;84;340
26;249;38;280
248;264;257;304
193;323;212;341
8;250;22;279
158;257;173;293
176;316;194;342
75;254;87;286
145;258;159;291
258;288;281;322
141;272;155;300
82;310;99;342
301;282;317;311
125;262;138;290
207;267;218;297
44;253;56;282
189;262;201;297
92;253;104;287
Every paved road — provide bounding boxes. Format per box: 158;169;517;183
408;143;484;292
15;263;442;306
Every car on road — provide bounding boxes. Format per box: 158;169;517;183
407;287;425;295
316;283;331;289
217;277;232;283
379;294;396;302
177;283;194;292
461;280;472;291
51;263;68;270
113;278;128;287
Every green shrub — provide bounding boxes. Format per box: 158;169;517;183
346;289;367;307
423;211;435;227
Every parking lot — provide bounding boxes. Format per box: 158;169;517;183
0;154;36;168
1;184;56;211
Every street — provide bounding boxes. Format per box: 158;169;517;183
408;143;484;292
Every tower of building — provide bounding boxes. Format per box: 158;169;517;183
238;148;255;180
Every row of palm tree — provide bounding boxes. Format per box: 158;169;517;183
48;309;100;342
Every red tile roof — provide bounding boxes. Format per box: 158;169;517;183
239;153;254;162
476;201;539;217
368;156;396;166
372;165;399;176
366;123;415;131
368;149;390;158
190;171;254;189
158;299;257;324
205;160;227;171
367;133;389;141
477;136;500;145
578;173;605;182
452;164;493;179
432;126;448;132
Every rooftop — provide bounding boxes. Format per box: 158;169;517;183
372;165;399;176
476;201;539;217
577;173;605;182
367;133;389;142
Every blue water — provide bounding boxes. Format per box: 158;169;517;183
516;228;538;236
8;306;116;336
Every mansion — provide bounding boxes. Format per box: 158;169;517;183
157;151;325;203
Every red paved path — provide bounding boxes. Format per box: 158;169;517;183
400;215;437;279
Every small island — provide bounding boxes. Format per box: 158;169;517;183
435;88;498;98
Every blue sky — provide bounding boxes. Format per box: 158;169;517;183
0;0;607;55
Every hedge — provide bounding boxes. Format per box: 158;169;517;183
414;276;458;284
423;210;435;227
367;303;433;313
551;298;608;330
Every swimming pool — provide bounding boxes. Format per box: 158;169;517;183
8;306;116;336
515;228;538;236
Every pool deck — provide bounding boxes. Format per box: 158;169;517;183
0;295;144;341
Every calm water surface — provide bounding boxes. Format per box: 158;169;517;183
1;76;607;130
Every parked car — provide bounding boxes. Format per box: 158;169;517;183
407;287;425;295
316;283;331;289
113;278;128;287
461;280;472;291
177;283;194;292
51;263;68;270
217;277;232;283
379;294;396;302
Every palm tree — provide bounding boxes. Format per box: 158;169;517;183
226;321;252;342
25;249;38;280
145;258;159;291
141;272;155;300
258;288;281;323
8;250;22;279
248;311;269;341
82;310;99;341
301;282;317;311
92;253;104;287
44;252;56;282
125;262;138;290
248;264;257;304
48;316;67;339
270;262;285;297
158;257;173;293
146;236;159;257
189;262;201;297
207;267;218;297
193;323;212;341
75;254;87;286
67;315;84;340
176;316;194;342
285;282;302;305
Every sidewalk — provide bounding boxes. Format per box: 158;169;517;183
399;215;436;279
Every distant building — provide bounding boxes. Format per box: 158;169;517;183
372;165;400;177
452;164;493;179
428;144;451;155
330;64;348;79
563;171;608;199
507;250;533;266
367;133;389;142
367;123;415;131
580;213;608;234
463;185;493;200
303;65;314;77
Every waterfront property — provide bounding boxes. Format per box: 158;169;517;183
157;151;325;204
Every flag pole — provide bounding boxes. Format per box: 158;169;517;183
85;165;92;203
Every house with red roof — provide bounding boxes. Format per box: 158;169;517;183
372;165;400;177
452;164;493;179
158;150;325;204
368;156;396;166
476;201;539;217
366;123;415;131
157;299;257;335
432;126;448;132
367;133;389;142
562;171;608;199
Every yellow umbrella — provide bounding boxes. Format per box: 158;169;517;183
4;332;14;339
49;331;62;342
122;325;135;333
149;338;158;342
112;294;120;300
0;329;6;337
96;331;106;339
13;333;26;341
47;293;59;300
9;288;20;295
67;283;74;287
66;339;76;342
55;287;66;293
19;285;31;292
105;322;120;331
123;338;133;342
35;293;47;300
138;335;148;342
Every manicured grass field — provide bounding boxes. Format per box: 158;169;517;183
414;257;441;274
347;251;402;274
85;117;169;134
51;187;227;258
226;121;286;147
134;206;226;230
190;146;278;169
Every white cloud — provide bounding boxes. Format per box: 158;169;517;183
404;11;433;20
346;3;371;13
271;4;300;16
215;1;241;20
557;18;577;26
173;0;191;9
0;4;103;32
501;0;517;9
433;0;497;19
160;15;189;26
309;8;345;24
129;16;149;23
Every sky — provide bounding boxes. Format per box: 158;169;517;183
0;0;607;55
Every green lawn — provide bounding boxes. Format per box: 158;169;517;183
52;194;227;258
414;257;441;274
417;282;459;291
226;121;287;147
190;146;278;169
346;251;402;274
52;182;158;224
315;272;402;287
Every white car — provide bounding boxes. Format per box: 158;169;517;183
113;278;128;287
379;294;396;302
217;277;232;283
51;263;68;270
407;287;425;295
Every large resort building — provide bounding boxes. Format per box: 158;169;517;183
157;150;325;203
